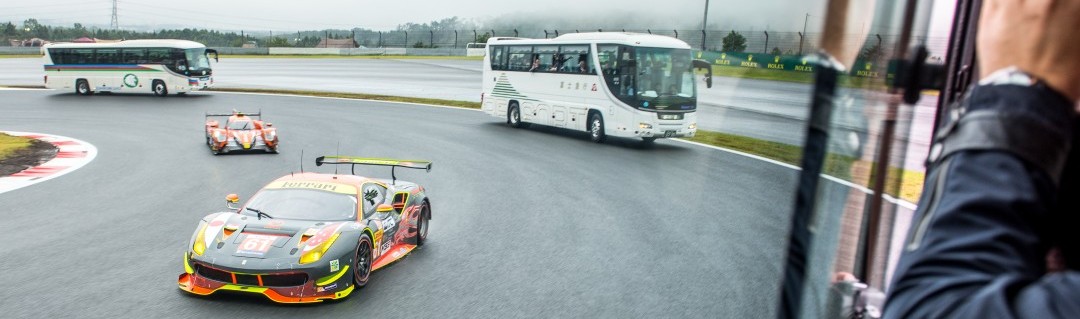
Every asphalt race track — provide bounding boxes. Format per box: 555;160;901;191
0;57;934;170
0;89;874;317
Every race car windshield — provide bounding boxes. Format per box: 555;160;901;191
242;189;358;221
227;120;252;130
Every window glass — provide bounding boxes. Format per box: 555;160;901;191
242;189;357;221
507;45;532;71
535;45;558;71
360;183;388;219
95;49;119;64
558;45;590;74
147;49;170;64
490;45;506;70
121;49;146;64
72;49;93;64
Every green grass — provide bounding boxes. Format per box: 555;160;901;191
0;55;39;59
685;130;923;203
206;87;481;109
0;133;32;162
219;54;483;60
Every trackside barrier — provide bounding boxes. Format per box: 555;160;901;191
694;50;893;79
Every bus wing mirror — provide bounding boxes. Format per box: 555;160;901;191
207;49;219;62
693;59;713;88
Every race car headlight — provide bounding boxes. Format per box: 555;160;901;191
213;131;226;142
265;131;276;141
299;233;340;264
192;222;208;256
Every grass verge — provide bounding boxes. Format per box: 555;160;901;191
206;87;481;109
0;55;39;59
0;133;32;162
685;130;923;203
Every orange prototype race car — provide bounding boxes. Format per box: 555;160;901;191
204;110;278;154
179;156;434;303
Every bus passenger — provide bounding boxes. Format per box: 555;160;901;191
529;55;540;72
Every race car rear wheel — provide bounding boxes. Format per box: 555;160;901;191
353;233;373;288
414;202;430;246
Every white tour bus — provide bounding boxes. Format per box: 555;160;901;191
42;39;218;96
481;32;712;143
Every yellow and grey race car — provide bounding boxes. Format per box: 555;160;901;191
179;156;432;303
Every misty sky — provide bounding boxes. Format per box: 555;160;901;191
2;0;951;35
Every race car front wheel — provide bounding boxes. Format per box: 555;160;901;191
414;202;430;246
353;233;373;288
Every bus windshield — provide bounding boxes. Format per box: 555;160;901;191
599;46;696;111
185;48;212;73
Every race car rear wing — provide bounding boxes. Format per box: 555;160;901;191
315;156;432;184
205;110;262;119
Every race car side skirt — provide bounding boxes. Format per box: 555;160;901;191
371;243;417;271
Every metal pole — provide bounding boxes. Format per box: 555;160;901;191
702;0;710;50
647;29;652;34
798;32;804;55
800;13;809;54
404;31;408;48
764;31;769;54
454;30;458;48
555;30;559;37
514;29;518;37
473;30;477;43
429;30;433;48
378;31;382;47
325;31;328;47
674;30;678;39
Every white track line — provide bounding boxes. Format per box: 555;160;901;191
0;131;98;195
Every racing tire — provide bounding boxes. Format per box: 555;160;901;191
76;79;92;96
353;233;374;289
507;102;524;128
152;80;168;97
414;202;430;246
589;113;606;143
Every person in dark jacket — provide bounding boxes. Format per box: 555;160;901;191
885;0;1080;318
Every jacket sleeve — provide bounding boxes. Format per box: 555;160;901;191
884;84;1080;318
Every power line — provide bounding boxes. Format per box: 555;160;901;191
110;0;118;29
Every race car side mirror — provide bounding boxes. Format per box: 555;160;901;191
226;193;240;210
376;204;394;213
207;120;219;128
265;123;273;127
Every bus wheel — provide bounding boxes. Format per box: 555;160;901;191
76;79;92;96
589;113;606;143
508;102;524;128
153;80;168;97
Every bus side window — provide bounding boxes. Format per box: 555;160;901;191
73;49;93;64
122;49;146;64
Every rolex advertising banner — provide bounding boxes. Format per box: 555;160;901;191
693;50;890;79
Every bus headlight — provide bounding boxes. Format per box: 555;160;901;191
688;123;697;130
638;123;653;130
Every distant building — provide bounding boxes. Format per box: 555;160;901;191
314;38;358;48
